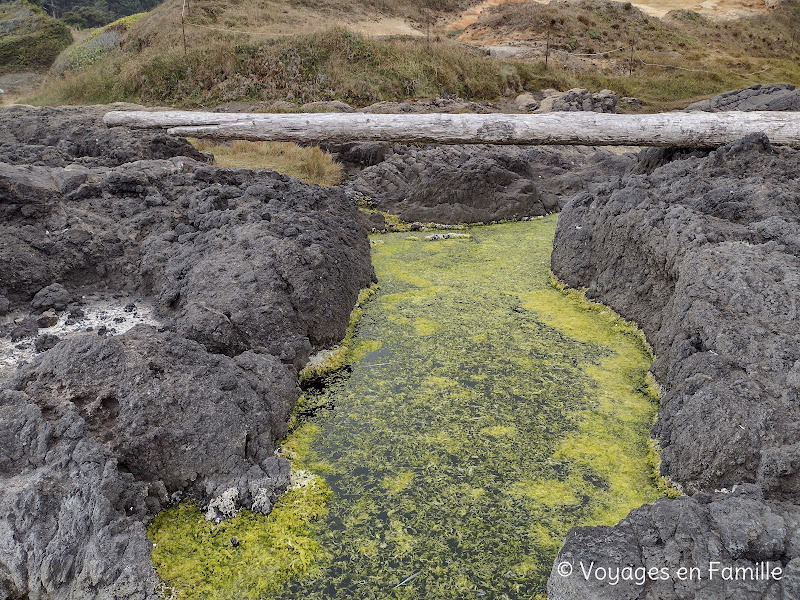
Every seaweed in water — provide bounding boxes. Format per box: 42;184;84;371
149;217;672;600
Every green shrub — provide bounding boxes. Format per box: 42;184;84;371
0;1;72;73
61;5;110;29
51;11;145;74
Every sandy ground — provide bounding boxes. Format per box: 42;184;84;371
0;73;44;105
630;0;772;18
449;0;531;29
346;17;423;37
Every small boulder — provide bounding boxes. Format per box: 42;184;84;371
514;92;540;112
31;283;72;311
34;334;60;352
301;100;354;113
36;310;59;329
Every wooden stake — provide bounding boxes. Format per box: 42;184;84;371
545;20;552;69
182;0;188;54
629;34;635;76
427;9;431;52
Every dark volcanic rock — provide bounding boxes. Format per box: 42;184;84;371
627;83;800;178
549;133;800;598
685;83;800;112
0;157;375;368
31;283;73;311
14;325;297;514
553;134;800;495
349;145;635;224
317;142;391;175
0;389;157;600
36;310;59;329
549;486;800;600
0;106;375;599
34;333;60;351
0;104;208;168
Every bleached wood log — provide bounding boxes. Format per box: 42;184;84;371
103;110;800;147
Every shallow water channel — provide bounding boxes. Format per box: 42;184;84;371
150;216;665;599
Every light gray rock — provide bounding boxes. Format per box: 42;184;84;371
538;88;618;113
685;84;800;112
0;389;158;600
301;100;355;113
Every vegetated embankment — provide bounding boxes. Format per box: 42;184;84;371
30;0;800;111
0;0;72;73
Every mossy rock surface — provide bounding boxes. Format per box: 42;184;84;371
150;217;668;599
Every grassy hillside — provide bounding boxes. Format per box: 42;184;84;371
0;0;72;73
50;12;145;75
461;0;800;107
24;0;800;110
31;25;565;106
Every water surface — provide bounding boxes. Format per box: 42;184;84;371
278;217;663;599
149;217;665;599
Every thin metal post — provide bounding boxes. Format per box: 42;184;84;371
545;20;552;69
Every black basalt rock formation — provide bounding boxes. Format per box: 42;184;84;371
349;144;635;224
0;105;375;599
549;134;800;599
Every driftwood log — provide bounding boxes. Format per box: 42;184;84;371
104;110;800;147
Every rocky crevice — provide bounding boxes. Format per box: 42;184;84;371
346;143;636;225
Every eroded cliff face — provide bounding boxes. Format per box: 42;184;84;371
549;134;800;599
0;106;375;600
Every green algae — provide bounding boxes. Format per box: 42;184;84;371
273;216;670;599
149;216;675;599
147;422;332;600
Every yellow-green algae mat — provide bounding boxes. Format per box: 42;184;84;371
149;216;671;600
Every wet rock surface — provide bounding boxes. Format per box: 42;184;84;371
0;106;374;599
348;144;635;224
549;133;800;598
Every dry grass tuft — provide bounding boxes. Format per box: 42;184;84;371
191;138;343;186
